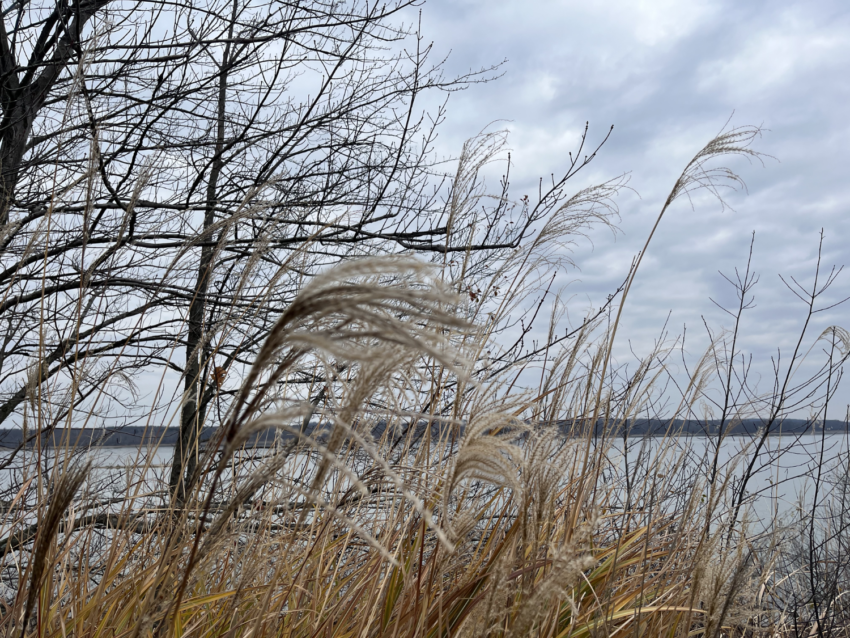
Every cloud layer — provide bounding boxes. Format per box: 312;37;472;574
422;0;850;414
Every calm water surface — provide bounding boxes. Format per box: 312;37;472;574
2;434;847;527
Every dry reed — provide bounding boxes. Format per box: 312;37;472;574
0;128;845;638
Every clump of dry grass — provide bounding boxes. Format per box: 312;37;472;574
0;263;757;638
0;126;842;638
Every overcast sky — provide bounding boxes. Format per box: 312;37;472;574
419;0;850;417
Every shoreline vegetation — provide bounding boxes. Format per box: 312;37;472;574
1;245;848;637
0;1;847;635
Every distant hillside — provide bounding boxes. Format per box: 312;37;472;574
575;418;848;437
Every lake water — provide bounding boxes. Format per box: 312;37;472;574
2;433;847;529
602;433;850;529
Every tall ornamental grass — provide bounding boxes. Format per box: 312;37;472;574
0;127;847;638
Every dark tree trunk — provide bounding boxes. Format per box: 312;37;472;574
168;2;235;505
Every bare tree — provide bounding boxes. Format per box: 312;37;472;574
0;0;620;503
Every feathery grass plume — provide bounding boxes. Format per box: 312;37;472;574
180;257;468;501
221;256;469;435
519;177;625;271
596;125;764;404
19;460;90;635
443;412;527;517
816;325;850;359
444;130;510;247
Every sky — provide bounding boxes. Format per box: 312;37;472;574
418;0;850;418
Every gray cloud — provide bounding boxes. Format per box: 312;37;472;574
420;0;850;412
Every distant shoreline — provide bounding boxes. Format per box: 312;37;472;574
0;419;846;449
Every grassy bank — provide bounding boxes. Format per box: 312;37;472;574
0;129;847;638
